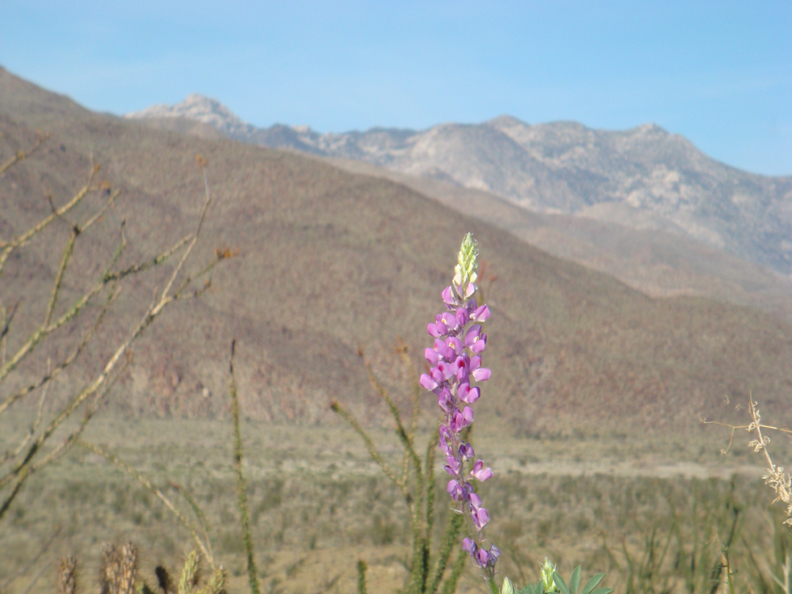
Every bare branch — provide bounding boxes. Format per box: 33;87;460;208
80;188;121;232
330;399;407;496
158;172;212;301
0;276;104;387
0;350;125;515
363;357;423;496
0;301;19;342
0;133;47;179
1;191;219;498
43;230;78;328
76;440;215;567
1;360;52;467
0;524;60;592
103;233;191;283
0;156;225;527
0;168;96;275
28;362;123;473
0;283;119;418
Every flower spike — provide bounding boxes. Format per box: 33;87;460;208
420;233;498;579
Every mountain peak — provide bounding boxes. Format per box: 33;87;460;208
125;94;250;136
486;114;528;128
632;122;668;136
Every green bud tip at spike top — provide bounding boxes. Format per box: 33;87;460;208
541;558;558;593
453;232;479;294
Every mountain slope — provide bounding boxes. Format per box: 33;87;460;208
126;95;792;277
128;94;792;320
323;156;792;321
3;67;792;435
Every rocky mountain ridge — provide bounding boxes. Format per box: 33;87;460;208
126;95;792;277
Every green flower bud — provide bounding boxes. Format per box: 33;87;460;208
453;232;479;292
500;577;514;594
541;558;557;593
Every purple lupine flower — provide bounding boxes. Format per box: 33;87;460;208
470;459;494;482
420;233;498;579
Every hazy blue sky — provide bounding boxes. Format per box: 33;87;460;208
1;1;789;175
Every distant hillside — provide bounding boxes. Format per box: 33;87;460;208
128;94;792;320
324;156;792;321
127;94;792;278
3;67;792;435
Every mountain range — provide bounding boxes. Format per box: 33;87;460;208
3;67;792;435
127;95;792;276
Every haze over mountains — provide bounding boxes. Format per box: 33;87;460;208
127;94;792;278
4;66;792;435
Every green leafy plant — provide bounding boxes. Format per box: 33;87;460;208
501;562;612;594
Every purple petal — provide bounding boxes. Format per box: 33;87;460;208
450;410;472;433
475;549;489;567
470;336;487;354
462;481;473;498
458;442;475;460
465;282;476;298
437;390;453;413
464;325;482;347
463;537;477;555
460;385;480;404
437;361;455;381
472;305;490;322
455;308;469;326
447;480;464;501
455;368;470;384
441;312;456;328
444;456;460;475
442;286;455;305
469;492;482;510
424;348;440;365
461;406;474;425
419;374;438;391
453;356;468;373
427;323;442;338
473;507;490;529
471;460;493;482
436;341;455;361
470;355;482;371
489;545;501;560
472;367;491;381
446;336;463;355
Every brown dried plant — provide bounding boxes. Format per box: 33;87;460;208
119;542;139;594
704;398;792;528
57;555;77;594
0;134;228;523
58;542;226;594
100;543;121;594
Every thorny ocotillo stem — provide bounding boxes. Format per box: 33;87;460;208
230;340;261;594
